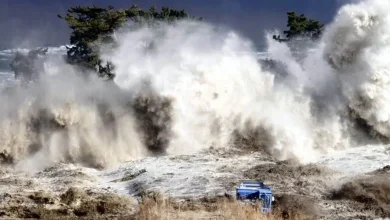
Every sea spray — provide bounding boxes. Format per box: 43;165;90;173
0;20;332;170
104;21;346;163
2;0;389;171
0;65;147;172
323;0;390;138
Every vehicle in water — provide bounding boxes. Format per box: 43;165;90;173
236;180;274;213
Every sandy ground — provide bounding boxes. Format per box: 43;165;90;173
0;147;389;219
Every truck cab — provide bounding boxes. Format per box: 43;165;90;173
236;180;274;213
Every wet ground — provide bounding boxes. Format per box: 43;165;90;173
0;146;389;219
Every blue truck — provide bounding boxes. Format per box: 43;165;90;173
236;180;274;213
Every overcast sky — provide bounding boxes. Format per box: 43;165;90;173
0;0;348;50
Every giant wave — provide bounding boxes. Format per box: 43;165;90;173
0;0;388;173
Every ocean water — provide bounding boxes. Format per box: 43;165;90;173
2;0;390;177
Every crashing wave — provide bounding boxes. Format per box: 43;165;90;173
1;0;389;171
323;0;390;138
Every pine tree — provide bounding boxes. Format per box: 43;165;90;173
59;5;200;79
273;11;324;42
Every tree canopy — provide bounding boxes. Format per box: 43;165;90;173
59;5;200;79
58;6;127;79
273;11;324;42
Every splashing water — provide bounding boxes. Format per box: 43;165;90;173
103;21;347;163
323;0;390;138
0;0;389;172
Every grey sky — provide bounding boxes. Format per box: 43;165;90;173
0;0;348;50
